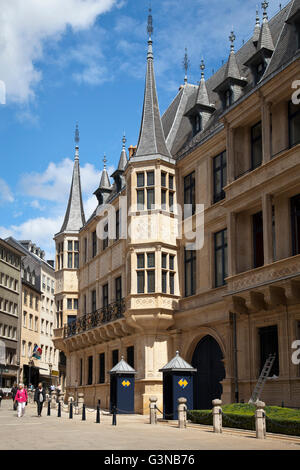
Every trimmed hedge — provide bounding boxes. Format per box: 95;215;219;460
187;404;300;437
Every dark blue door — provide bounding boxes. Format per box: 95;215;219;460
192;336;225;410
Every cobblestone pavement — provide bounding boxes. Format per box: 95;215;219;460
0;400;299;450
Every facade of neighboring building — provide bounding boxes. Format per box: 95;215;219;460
0;239;23;388
54;1;300;413
7;239;59;388
20;262;42;387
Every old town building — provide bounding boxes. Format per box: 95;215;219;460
54;1;300;413
0;238;23;388
7;238;59;388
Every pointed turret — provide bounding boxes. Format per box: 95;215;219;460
112;135;128;192
224;31;242;80
94;155;113;206
257;1;274;52
213;31;247;105
185;60;215;134
135;9;172;160
196;60;210;106
59;125;86;233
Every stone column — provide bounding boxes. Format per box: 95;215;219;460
262;193;274;265
226;122;235;184
149;396;158;425
255;401;266;439
178;397;187;429
227;212;237;277
212;399;223;433
261;99;272;164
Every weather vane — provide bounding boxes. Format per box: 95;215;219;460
103;154;107;169
75;123;80;145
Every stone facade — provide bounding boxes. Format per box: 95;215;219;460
0;239;23;387
54;2;300;412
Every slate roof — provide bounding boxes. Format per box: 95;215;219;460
59;149;86;234
109;357;137;374
161;1;298;159
135;39;171;159
159;351;196;372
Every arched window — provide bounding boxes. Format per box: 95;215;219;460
193;114;202;136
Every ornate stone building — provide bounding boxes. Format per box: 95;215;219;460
54;1;300;412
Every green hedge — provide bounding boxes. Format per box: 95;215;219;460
187;405;300;437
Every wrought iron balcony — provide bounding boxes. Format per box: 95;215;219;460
64;299;125;338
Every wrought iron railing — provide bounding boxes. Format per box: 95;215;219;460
64;299;126;338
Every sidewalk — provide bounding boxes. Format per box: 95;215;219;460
0;400;299;450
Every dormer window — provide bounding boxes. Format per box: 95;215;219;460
193;114;202;136
256;62;266;83
224;89;233;109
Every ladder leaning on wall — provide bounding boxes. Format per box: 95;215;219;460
248;353;276;404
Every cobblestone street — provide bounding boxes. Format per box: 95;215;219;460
0;400;299;451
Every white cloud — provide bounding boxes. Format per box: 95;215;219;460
0;0;117;103
0;178;14;204
0;217;62;259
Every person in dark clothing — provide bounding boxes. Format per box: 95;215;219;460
0;389;3;407
11;383;18;410
34;383;46;417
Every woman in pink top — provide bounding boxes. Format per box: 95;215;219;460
14;384;28;418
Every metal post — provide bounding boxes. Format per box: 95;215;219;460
96;404;100;423
82;404;86;421
112;406;117;426
47;400;51;416
58;401;61;418
69;401;73;419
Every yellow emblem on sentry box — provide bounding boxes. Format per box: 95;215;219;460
122;380;131;387
178;379;188;389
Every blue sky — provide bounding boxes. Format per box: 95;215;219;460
0;0;290;258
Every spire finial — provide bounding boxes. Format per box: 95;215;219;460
176;351;180;357
262;1;269;21
200;59;205;79
229;30;236;52
183;48;190;84
147;6;153;40
74;123;79;160
256;6;260;24
122;132;127;149
103;154;107;170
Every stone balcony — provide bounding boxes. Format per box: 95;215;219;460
53;299;133;351
225;255;300;314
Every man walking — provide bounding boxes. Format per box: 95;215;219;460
11;383;18;410
14;384;28;418
34;383;46;417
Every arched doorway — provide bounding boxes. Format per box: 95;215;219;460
192;335;226;410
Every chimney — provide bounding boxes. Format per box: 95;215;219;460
128;145;137;158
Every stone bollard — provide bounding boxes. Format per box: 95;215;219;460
212;399;223;434
149;396;158;425
78;392;84;414
45;394;49;408
51;390;58;409
178;397;187;429
255;401;266;439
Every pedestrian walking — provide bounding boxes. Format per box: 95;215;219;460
14;384;28;418
0;389;3;407
11;383;18;410
34;383;46;417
